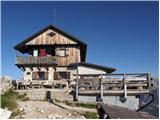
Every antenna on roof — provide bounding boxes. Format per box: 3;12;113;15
53;8;56;25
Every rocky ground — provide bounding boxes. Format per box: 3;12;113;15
15;100;86;119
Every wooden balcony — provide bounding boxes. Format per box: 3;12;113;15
16;56;57;65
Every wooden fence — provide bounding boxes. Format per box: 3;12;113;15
75;73;151;101
16;56;57;65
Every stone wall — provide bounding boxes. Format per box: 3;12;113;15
15;89;54;100
15;89;73;101
15;89;139;110
78;95;139;110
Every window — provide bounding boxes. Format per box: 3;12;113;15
48;32;55;37
33;49;38;56
46;48;55;56
58;49;66;57
54;72;70;80
26;72;30;75
32;72;48;80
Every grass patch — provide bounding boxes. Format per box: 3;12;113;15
16;93;26;99
54;99;96;109
16;93;28;101
84;112;97;119
1;88;28;118
74;103;96;109
1;89;18;110
65;101;76;107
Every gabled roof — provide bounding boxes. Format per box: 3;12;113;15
69;62;116;73
14;24;87;62
14;24;87;50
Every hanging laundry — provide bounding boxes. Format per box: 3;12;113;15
39;49;46;56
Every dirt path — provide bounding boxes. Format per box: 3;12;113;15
15;100;85;119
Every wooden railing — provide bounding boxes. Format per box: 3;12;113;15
16;56;57;65
74;73;151;100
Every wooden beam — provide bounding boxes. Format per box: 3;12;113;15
75;68;79;101
147;73;151;89
78;90;149;95
100;74;103;101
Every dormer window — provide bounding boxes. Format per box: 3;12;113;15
48;32;55;37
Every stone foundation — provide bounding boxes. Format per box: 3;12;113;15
15;89;73;101
15;89;54;100
78;95;139;110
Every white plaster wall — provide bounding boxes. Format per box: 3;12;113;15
70;69;77;80
48;67;54;82
33;67;38;71
24;67;55;82
56;67;68;71
103;96;139;110
40;67;46;71
78;66;106;75
24;67;32;83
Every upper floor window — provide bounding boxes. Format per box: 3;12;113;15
58;49;66;57
33;49;38;57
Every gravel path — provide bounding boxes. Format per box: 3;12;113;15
15;100;85;119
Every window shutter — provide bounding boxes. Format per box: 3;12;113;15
66;72;70;79
32;72;38;80
54;72;59;80
32;72;35;80
36;72;39;80
44;72;48;80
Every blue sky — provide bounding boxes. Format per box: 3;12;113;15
1;1;158;79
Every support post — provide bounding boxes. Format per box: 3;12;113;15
16;81;18;90
66;81;69;90
42;82;43;88
147;73;151;89
25;80;27;90
123;74;127;100
100;74;103;102
30;82;32;89
75;68;79;101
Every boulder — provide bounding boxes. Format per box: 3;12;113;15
1;76;12;94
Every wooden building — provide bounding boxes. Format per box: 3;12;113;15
14;25;116;88
14;25;153;110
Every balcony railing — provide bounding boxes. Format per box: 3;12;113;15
16;56;57;65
